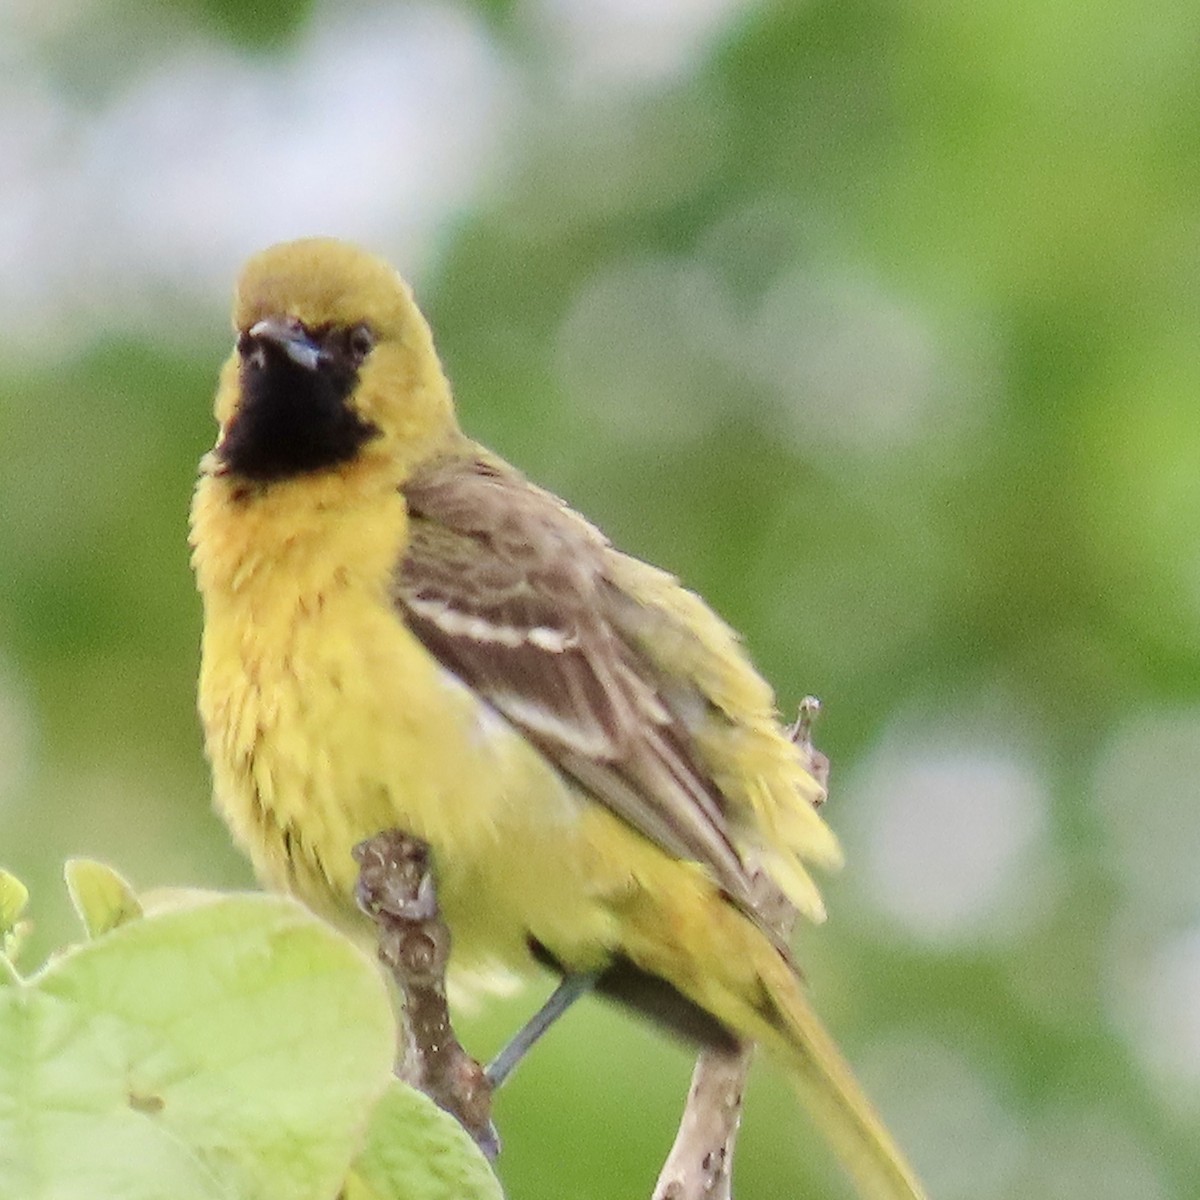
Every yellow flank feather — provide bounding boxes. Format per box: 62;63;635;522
190;236;928;1200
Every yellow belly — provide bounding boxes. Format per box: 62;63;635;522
199;581;632;984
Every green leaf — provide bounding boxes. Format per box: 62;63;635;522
0;891;396;1200
0;870;27;936
0;870;29;965
64;858;143;938
346;1081;504;1200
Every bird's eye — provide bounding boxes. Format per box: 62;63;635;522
348;324;375;363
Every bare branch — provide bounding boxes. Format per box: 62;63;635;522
654;698;828;1200
354;831;499;1160
653;1042;752;1200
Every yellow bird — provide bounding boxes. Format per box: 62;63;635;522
190;237;927;1200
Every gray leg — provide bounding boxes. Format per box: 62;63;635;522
485;972;598;1089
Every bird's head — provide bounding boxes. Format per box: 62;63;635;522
212;238;458;485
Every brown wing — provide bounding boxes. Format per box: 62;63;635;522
396;450;759;914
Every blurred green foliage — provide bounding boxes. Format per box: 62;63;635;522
1;1;1197;1197
1;866;497;1200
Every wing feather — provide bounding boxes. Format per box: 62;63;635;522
396;451;826;928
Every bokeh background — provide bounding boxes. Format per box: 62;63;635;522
2;1;1198;1196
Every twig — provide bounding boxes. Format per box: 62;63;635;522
653;697;829;1200
652;1042;752;1200
353;831;499;1160
787;695;830;795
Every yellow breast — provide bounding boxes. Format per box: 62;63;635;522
191;467;622;981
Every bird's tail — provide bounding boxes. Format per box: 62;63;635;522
752;945;928;1200
617;863;927;1199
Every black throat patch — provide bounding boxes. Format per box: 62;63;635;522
217;327;380;482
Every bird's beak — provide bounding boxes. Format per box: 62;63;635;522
248;316;323;372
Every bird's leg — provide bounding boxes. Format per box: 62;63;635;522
485;971;598;1089
353;830;499;1160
